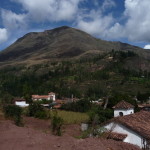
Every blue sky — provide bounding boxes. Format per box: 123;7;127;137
0;0;150;50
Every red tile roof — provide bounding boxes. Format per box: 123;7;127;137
13;98;26;102
32;92;55;99
53;104;62;109
112;100;134;109
138;104;150;108
32;95;49;99
109;111;150;140
48;92;55;95
106;132;127;141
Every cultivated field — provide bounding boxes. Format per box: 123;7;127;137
49;110;89;124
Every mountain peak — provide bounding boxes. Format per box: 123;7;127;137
45;26;71;33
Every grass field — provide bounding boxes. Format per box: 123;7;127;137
49;110;89;124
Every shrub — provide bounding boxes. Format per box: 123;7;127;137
27;102;47;119
51;111;63;136
61;99;91;112
3;105;23;126
88;106;113;125
35;111;47;119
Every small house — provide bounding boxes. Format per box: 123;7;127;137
103;100;150;149
113;100;134;117
14;98;29;107
32;92;56;101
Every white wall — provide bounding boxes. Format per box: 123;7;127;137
15;101;29;107
114;108;134;117
53;94;56;101
104;122;145;148
48;94;56;101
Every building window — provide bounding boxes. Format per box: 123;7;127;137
119;112;123;116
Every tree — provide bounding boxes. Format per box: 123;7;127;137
23;83;32;103
3;105;23;126
27;102;47;119
51;111;63;136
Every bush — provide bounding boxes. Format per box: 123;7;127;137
51;111;63;136
35;111;47;119
61;99;91;112
3;105;23;126
27;102;47;119
88;106;113;124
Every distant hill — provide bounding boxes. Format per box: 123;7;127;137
0;26;150;67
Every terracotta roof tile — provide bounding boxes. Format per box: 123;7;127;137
53;104;62;109
13;98;26;102
32;95;49;99
106;132;127;141
111;111;150;140
48;92;55;95
112;100;134;109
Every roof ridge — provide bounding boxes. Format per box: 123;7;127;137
112;100;134;109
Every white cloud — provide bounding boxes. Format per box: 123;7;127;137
76;9;114;37
123;0;150;42
105;0;150;42
0;28;8;44
77;0;150;43
102;0;116;11
1;9;27;31
76;0;116;38
11;0;82;22
144;45;150;49
106;23;125;39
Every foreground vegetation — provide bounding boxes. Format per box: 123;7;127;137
3;105;23;126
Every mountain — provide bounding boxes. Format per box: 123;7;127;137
0;26;150;100
0;26;150;67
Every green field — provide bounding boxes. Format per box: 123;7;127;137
49;110;89;124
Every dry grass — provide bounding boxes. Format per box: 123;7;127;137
49;110;89;124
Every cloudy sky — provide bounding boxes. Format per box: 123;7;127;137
0;0;150;50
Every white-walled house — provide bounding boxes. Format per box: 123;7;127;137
113;100;134;117
103;100;150;149
14;98;29;107
32;92;56;101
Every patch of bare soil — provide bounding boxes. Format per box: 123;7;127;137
24;117;81;137
0;117;141;150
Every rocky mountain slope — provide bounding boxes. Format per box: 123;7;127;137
0;26;149;67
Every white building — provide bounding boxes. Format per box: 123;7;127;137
113;100;134;117
14;98;29;107
103;101;150;149
32;92;56;101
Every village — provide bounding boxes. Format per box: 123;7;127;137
4;91;149;150
0;1;150;149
